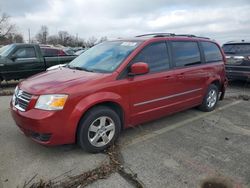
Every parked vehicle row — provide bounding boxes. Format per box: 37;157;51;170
1;39;249;85
0;43;76;83
10;33;227;153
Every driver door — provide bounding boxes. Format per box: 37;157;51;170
126;41;180;125
4;46;44;80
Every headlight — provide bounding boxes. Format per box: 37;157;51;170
35;94;68;111
12;86;18;106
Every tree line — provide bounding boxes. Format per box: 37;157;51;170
0;12;107;48
0;12;24;44
35;25;107;48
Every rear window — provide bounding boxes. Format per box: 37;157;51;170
172;41;201;67
201;42;223;62
222;43;250;54
41;48;66;57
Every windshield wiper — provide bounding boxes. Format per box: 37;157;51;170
67;65;94;72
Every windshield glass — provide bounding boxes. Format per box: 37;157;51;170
68;41;141;73
222;43;250;54
0;44;15;57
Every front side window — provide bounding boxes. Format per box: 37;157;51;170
131;42;170;73
172;41;201;67
14;47;36;58
202;42;223;62
69;41;141;73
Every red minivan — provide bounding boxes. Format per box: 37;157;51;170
10;33;227;152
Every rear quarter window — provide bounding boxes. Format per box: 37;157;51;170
201;42;223;63
171;41;201;67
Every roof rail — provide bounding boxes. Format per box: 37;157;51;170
175;34;210;39
136;33;210;39
135;33;175;37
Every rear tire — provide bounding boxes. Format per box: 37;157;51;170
77;106;121;153
199;84;219;112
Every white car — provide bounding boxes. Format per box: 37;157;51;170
46;64;67;71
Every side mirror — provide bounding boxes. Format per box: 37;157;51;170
129;62;149;76
10;54;17;61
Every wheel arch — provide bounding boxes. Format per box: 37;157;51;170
71;92;128;143
208;77;227;100
210;79;221;90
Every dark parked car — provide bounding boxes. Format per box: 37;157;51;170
63;48;75;55
74;49;87;56
222;40;250;80
0;44;76;83
11;33;227;153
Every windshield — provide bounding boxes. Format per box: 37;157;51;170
0;44;15;57
68;41;141;73
222;43;250;54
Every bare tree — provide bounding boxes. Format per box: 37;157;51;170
36;25;49;44
47;35;59;45
98;36;107;44
13;33;24;43
85;36;98;48
58;31;70;46
0;12;16;41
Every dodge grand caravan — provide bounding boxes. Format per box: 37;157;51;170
11;33;227;153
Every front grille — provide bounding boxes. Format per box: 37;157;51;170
13;88;32;111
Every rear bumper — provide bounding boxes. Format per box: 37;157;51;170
226;66;250;80
10;103;76;146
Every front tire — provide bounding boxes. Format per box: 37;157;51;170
77;106;121;153
199;84;219;112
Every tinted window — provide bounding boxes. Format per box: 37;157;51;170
222;43;250;54
132;42;170;73
172;42;201;67
14;47;36;58
202;42;223;62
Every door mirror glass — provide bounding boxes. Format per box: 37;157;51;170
129;62;149;76
11;54;17;61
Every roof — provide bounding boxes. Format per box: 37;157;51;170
223;40;250;45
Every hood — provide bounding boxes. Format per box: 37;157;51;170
19;68;108;94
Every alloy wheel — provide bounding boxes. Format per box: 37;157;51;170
87;116;115;147
206;89;217;108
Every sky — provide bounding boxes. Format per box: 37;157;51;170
0;0;250;44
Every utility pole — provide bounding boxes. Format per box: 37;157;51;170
28;28;31;43
76;33;78;47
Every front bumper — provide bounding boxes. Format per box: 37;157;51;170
10;103;76;146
